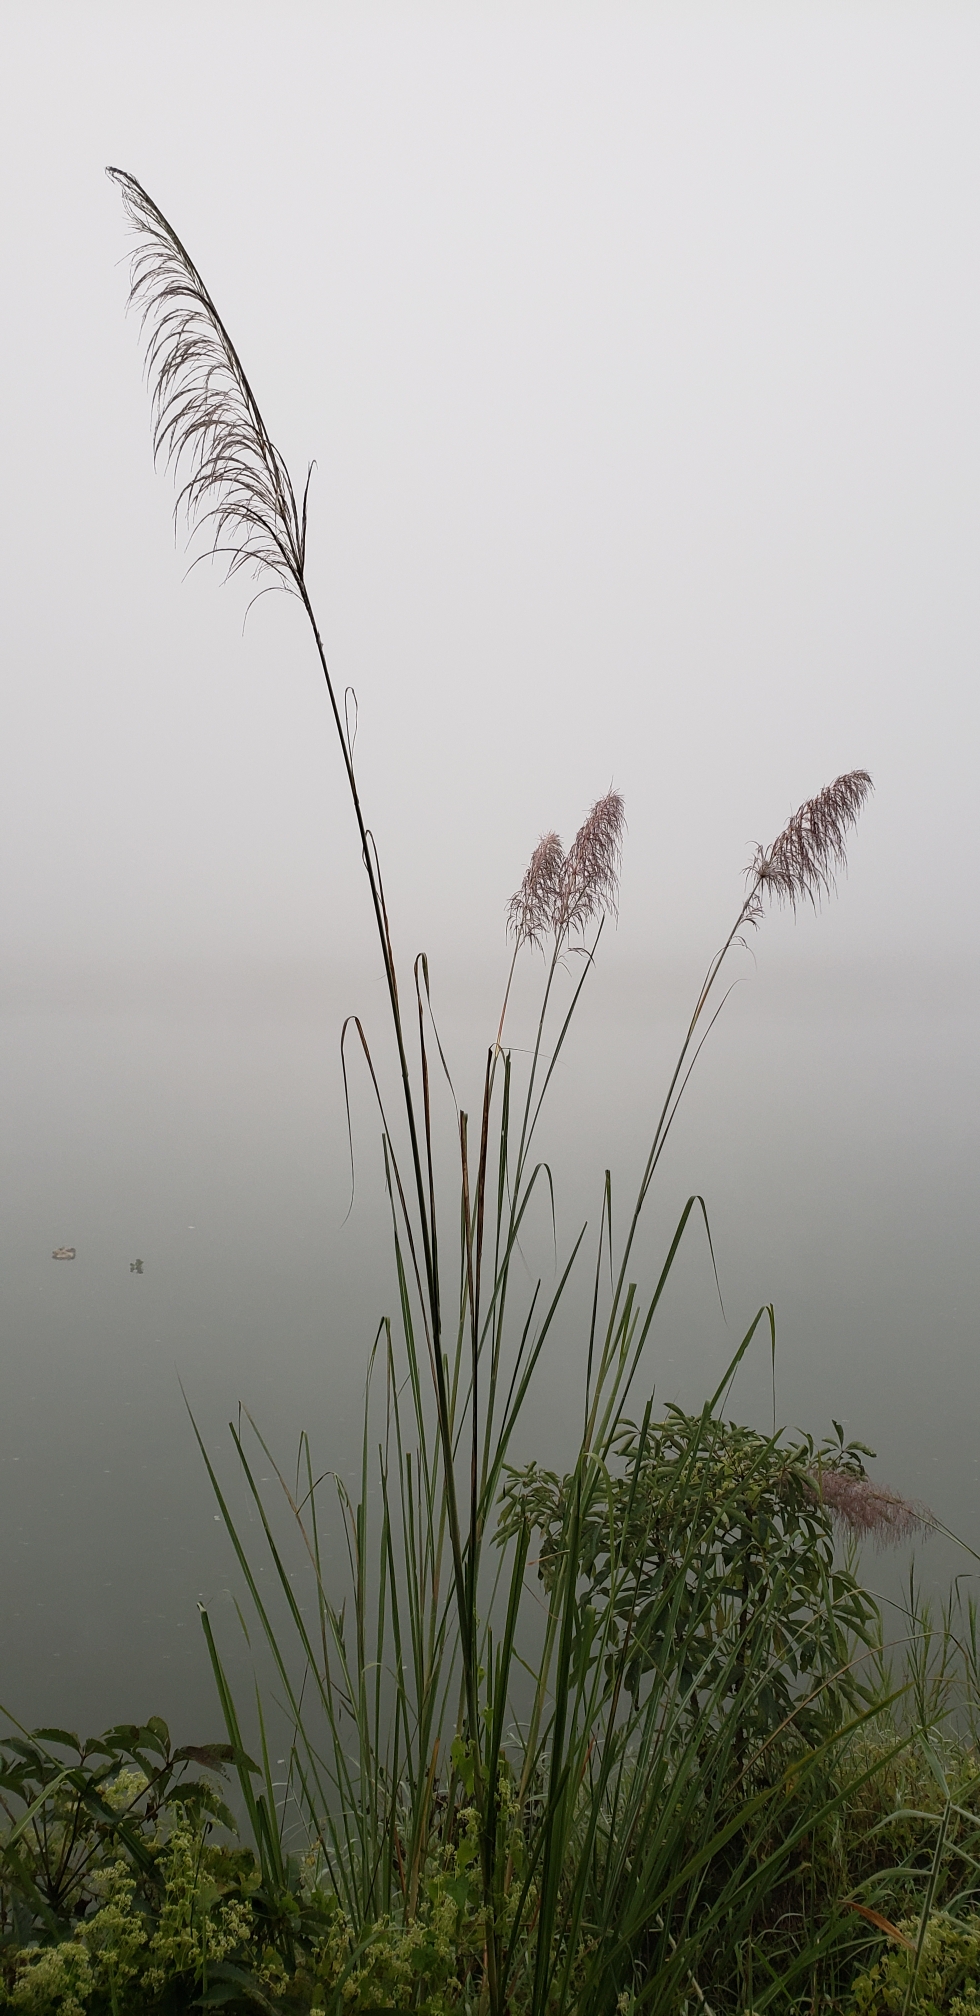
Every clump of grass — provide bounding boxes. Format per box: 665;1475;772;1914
99;166;966;2014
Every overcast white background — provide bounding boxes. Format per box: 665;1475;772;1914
1;2;978;1733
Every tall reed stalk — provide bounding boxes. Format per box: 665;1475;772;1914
110;167;882;2012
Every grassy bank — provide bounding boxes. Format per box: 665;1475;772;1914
5;1550;980;2011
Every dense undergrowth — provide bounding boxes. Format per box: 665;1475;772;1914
5;1561;980;2013
4;171;973;2012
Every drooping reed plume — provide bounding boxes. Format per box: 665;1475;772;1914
744;769;874;921
106;169;309;593
806;1469;933;1548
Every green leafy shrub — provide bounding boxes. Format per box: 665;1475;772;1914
499;1409;882;1751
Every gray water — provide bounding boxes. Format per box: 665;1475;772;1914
2;943;977;1744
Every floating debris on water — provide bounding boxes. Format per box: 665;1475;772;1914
130;1259;144;1274
52;1247;76;1261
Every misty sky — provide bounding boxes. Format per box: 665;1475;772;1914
1;3;979;1728
4;1;979;984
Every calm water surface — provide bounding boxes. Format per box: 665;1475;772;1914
2;954;977;1741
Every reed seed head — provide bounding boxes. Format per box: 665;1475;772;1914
747;769;873;918
556;789;627;938
107;167;308;595
508;791;625;948
507;831;565;950
806;1468;932;1548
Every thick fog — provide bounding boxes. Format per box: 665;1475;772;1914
1;2;979;1735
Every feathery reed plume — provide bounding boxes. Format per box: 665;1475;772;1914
806;1469;932;1548
555;788;626;938
507;790;626;949
746;770;873;919
507;831;565;950
106;168;308;593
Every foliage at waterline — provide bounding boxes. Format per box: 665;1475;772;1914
7;1576;980;2011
